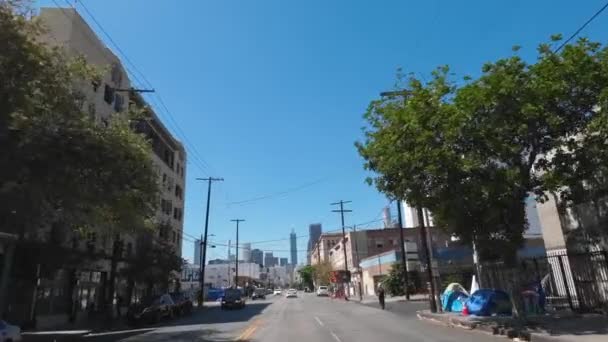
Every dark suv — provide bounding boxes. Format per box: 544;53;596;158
169;292;193;316
221;288;245;310
251;288;266;300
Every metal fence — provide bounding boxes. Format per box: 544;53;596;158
480;251;608;313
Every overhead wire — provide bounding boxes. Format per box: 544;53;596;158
554;1;608;53
56;0;214;176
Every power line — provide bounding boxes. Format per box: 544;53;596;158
60;0;214;176
554;1;608;53
225;177;330;207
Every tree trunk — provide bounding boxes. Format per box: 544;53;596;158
106;236;121;321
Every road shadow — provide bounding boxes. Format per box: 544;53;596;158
172;302;272;326
131;328;238;342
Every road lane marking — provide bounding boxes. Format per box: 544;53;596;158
330;332;342;342
236;319;261;341
314;316;324;327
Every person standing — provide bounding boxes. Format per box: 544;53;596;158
377;286;386;310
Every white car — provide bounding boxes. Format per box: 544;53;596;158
0;320;21;342
316;286;329;297
273;289;282;296
285;289;297;298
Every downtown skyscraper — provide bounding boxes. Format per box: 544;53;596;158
307;223;322;264
290;229;297;265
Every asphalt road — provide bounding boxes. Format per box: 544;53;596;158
81;293;504;342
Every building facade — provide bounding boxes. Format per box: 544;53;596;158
194;238;202;265
251;249;264;266
242;243;252;262
264;252;275;267
310;233;342;265
14;8;187;329
279;257;288;266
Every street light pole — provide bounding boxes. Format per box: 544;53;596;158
196;177;223;307
331;200;352;299
231;219;245;288
396;200;410;300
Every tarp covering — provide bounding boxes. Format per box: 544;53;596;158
465;289;512;316
441;283;469;312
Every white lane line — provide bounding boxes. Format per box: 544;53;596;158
314;316;325;327
330;332;342;342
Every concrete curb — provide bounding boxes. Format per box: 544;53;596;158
416;311;572;342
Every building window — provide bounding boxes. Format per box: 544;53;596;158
126;242;132;257
114;93;124;112
103;84;114;104
172;231;176;243
375;239;384;249
175;185;183;199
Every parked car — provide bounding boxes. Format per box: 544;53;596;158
273;289;282;296
251;288;266;300
222;288;246;309
127;294;175;325
169;292;193;316
0;320;21;342
317;286;329;297
286;289;297;298
266;288;274;295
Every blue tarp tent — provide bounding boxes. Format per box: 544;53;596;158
441;290;469;312
465;289;512;316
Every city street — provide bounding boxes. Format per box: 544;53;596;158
83;293;503;342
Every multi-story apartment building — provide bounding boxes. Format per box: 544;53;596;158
7;8;187;329
310;233;342;265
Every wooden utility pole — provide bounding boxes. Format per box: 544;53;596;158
195;177;223;307
231;219;245;287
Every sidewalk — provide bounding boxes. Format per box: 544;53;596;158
417;310;608;342
349;293;428;305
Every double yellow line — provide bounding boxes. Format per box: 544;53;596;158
236;319;261;341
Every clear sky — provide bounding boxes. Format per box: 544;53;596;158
38;0;608;264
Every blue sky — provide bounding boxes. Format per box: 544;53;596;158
38;0;608;263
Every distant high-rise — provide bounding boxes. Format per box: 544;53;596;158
242;243;252;262
194;238;201;265
264;252;275;267
273;257;279;266
383;206;392;228
290;230;297;265
251;249;264;266
279;257;288;266
307;223;322;264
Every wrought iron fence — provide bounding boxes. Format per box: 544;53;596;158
480;251;608;313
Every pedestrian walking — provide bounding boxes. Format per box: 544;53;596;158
377;286;386;310
116;295;123;318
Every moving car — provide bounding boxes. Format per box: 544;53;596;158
169;292;193;316
0;320;21;342
127;294;175;325
317;286;329;297
273;289;282;296
251;288;266;300
222;288;245;309
285;289;297;298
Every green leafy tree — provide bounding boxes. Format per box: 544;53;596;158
0;1;159;239
357;37;608;262
297;265;314;289
0;1;161;319
312;262;332;286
